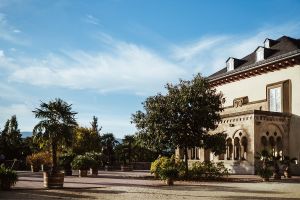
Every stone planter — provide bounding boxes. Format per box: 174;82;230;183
284;170;291;178
262;177;270;182
79;170;88;177
90;168;98;176
121;165;133;172
43;172;64;188
166;178;174;186
105;165;113;171
31;165;40;172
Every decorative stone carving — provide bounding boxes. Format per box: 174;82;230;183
233;96;249;107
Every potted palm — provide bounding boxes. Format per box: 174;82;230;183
71;155;95;177
32;98;77;188
0;165;18;190
58;152;76;176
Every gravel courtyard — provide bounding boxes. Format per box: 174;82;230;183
1;171;300;200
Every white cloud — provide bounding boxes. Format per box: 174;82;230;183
83;14;100;25
0;103;35;131
170;22;300;75
0;13;27;45
8;34;187;95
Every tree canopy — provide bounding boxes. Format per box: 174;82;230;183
132;74;226;175
32;98;78;172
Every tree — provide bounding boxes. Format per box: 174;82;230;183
0;115;22;160
122;135;135;164
72;126;102;154
32;98;77;173
101;133;118;165
132;74;225;176
90;116;102;135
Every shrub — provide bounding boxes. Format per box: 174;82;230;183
150;155;185;179
71;155;96;170
0;164;18;190
190;161;229;180
159;167;179;180
150;156;169;177
257;167;273;180
26;152;52;168
58;152;76;170
84;152;102;169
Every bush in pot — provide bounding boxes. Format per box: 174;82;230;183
85;152;102;175
159;167;179;186
26;153;42;172
255;150;273;181
58;152;76;176
0;164;18;190
71;155;95;177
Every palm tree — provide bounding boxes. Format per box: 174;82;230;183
122;135;135;164
101;133;118;165
33;98;77;174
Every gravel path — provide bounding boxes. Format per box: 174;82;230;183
1;171;300;200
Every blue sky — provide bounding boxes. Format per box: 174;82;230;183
0;0;300;138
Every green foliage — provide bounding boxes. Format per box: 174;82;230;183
132;74;225;176
0;115;23;160
90;116;102;134
150;155;185;179
255;150;274;180
190;161;229;179
84;152;103;168
101;133;118;165
71;155;96;170
73;127;101;154
26;151;52;167
257;167;273;179
159;167;179;180
0;164;18;190
33;98;78;172
58;152;76;169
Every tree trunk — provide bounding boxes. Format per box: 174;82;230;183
184;146;189;178
51;142;58;174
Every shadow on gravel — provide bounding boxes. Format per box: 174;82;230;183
0;187;125;200
157;184;283;194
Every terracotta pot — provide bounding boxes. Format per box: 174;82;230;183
166;178;174;186
0;180;13;190
43;172;64;188
79;170;88;177
121;165;133;172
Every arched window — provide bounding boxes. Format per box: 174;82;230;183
261;136;268;149
276;137;283;156
234;137;241;160
269;136;275;155
226;138;233;160
241;137;248;160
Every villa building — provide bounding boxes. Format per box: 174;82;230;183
176;36;300;174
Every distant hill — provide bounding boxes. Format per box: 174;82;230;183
21;131;123;143
21;132;32;138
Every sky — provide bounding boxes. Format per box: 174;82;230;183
0;0;300;138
